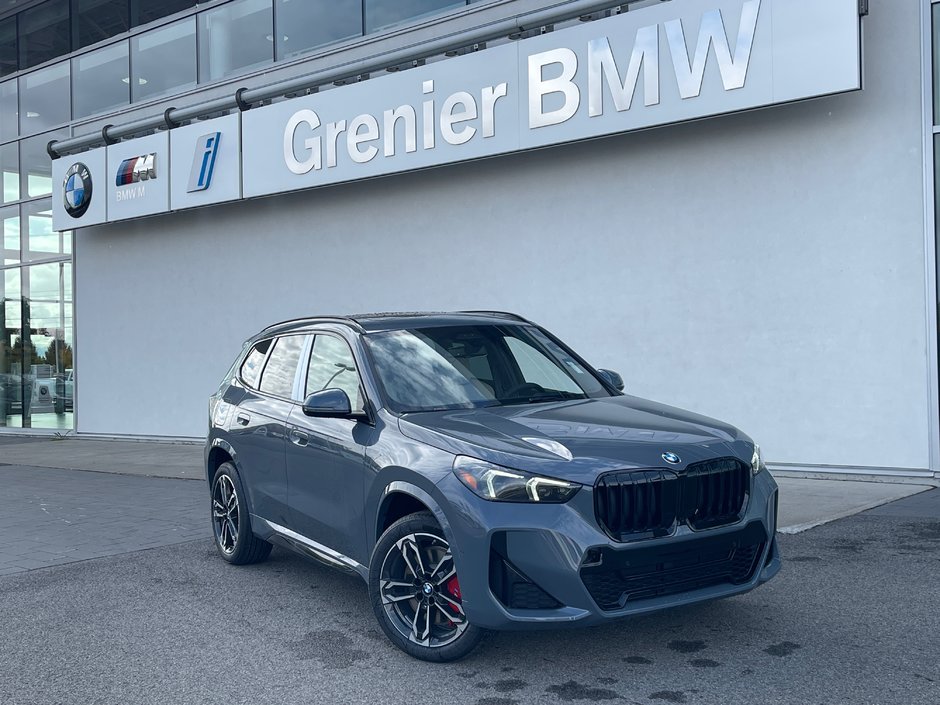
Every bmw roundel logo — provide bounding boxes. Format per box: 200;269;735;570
63;162;93;219
662;452;681;465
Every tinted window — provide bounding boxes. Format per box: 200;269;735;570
306;335;362;411
19;0;71;69
131;0;196;27
198;0;272;83
130;18;196;101
19;63;70;135
0;80;16;142
71;42;129;118
240;338;271;389
75;0;130;49
365;0;464;33
0;17;17;78
275;0;362;61
259;335;305;398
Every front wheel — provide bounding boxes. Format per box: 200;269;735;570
369;511;486;662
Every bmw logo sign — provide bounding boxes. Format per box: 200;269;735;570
63;162;93;219
662;452;681;465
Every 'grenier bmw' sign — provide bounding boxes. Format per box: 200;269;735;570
52;0;861;231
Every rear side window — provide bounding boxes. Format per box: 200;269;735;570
240;339;272;389
259;336;306;398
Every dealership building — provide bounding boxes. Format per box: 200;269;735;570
0;0;936;481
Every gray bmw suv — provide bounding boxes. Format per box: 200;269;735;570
206;312;780;662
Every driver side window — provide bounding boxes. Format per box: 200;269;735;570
305;334;364;412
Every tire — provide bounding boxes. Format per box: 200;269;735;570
369;511;486;662
210;462;272;565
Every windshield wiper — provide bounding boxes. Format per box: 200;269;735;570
504;392;586;406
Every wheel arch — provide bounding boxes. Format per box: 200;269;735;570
373;481;454;550
206;438;237;484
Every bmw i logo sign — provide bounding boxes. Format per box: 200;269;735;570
662;452;681;465
63;163;93;219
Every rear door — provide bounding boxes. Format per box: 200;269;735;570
229;335;307;525
286;331;370;564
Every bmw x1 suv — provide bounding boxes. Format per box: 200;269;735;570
206;312;781;662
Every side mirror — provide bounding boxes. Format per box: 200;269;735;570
597;368;625;392
302;388;353;418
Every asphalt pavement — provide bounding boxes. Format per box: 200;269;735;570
0;457;937;705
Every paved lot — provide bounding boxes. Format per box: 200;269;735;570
0;462;937;705
0;465;207;576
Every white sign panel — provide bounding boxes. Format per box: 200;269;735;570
170;113;242;211
242;0;861;198
107;132;170;223
52;147;107;229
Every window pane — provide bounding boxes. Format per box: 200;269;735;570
1;142;18;205
19;62;71;135
0;17;16;77
198;0;273;83
306;335;362;411
23;198;69;261
14;261;73;429
504;336;583;394
19;0;71;69
0;80;17;142
0;267;22;427
131;0;196;28
240;338;271;388
934;5;940;125
365;0;464;33
131;18;196;101
22;129;68;199
259;335;304;398
275;0;362;61
1;204;19;265
75;0;130;49
72;42;129;118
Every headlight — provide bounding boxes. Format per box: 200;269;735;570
453;456;580;503
751;443;766;475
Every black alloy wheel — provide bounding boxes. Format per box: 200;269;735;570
370;512;485;662
210;462;272;565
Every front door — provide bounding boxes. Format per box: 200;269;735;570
286;332;371;565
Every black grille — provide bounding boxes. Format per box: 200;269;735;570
685;458;751;529
594;469;679;540
594;458;749;540
580;521;766;610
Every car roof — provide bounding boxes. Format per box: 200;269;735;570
255;311;533;338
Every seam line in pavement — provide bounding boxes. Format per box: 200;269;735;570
0;463;205;481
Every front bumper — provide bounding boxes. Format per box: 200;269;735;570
435;468;781;630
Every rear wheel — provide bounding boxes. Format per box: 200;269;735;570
211;462;272;565
369;511;485;662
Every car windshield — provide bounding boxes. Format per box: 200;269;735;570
363;324;611;413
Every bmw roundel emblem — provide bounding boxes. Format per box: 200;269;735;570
63;162;93;219
662;452;681;465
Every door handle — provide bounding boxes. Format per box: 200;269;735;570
290;429;309;447
236;413;250;426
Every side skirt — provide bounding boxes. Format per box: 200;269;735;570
252;515;369;581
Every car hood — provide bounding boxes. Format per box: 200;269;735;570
398;395;753;485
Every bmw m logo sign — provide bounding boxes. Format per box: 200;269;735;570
115;153;157;186
63;163;93;219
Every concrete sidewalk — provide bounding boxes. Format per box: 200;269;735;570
0;435;934;533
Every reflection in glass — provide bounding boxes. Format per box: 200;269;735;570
19;0;71;69
0;17;16;78
1;142;18;205
198;0;273;83
365;0;465;33
1;205;19;265
0;80;16;143
131;18;196;102
19;62;71;135
72;42;130;118
275;0;363;61
131;0;197;28
24;199;70;262
75;0;131;49
0;261;74;429
22;130;68;199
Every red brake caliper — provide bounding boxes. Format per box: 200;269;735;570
445;575;462;626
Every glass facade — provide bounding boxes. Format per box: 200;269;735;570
0;0;487;434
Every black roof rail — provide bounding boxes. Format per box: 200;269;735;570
458;310;531;323
260;316;365;334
